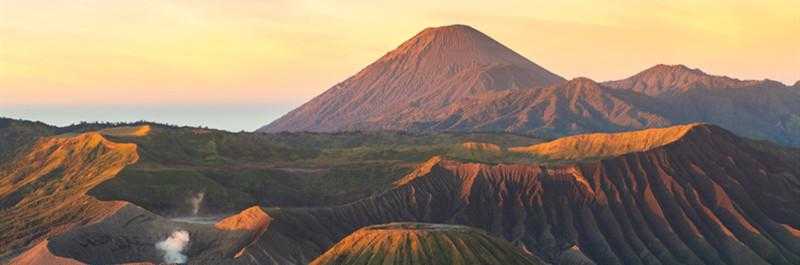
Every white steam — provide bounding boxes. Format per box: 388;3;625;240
155;230;190;264
189;192;205;216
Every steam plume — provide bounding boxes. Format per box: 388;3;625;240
189;192;204;216
155;230;190;264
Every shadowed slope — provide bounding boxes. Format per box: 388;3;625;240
0;118;56;164
436;77;672;137
604;65;800;146
310;222;545;265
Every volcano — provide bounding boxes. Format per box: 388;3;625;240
258;24;564;133
258;25;800;147
310;223;545;265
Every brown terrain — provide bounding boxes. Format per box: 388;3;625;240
258;25;800;146
234;124;800;264
2;123;799;264
309;223;545;265
602;64;769;96
259;24;565;133
0;130;140;259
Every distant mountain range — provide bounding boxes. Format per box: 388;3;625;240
259;25;800;146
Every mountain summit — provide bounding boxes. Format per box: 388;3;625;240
603;64;766;96
259;24;564;133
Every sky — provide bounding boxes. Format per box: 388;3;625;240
1;0;799;131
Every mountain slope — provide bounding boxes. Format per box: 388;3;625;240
257;27;800;147
309;223;545;265
0;131;140;259
422;77;672;137
259;24;564;133
11;124;800;264
605;65;800;145
236;124;800;265
0;118;56;164
602;64;766;96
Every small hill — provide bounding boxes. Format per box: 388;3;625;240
309;222;544;265
509;123;699;161
459;141;502;152
99;125;152;137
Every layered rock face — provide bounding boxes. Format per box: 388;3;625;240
309;222;545;265
239;124;800;265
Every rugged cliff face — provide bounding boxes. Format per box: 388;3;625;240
237;124;800;265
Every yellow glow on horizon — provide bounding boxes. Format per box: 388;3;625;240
1;0;798;106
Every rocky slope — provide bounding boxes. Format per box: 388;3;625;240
11;203;265;265
0;130;141;259
236;124;800;265
309;222;545;265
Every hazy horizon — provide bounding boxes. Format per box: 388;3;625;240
1;103;295;132
2;0;798;131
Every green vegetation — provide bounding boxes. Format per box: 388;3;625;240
0;118;56;164
0;118;547;216
77;124;546;215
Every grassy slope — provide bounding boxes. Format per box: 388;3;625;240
78;124;545;216
1;119;545;220
0;118;57;164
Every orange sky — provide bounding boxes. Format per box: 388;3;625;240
1;0;799;107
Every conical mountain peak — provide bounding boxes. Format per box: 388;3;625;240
260;25;564;133
382;24;560;75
